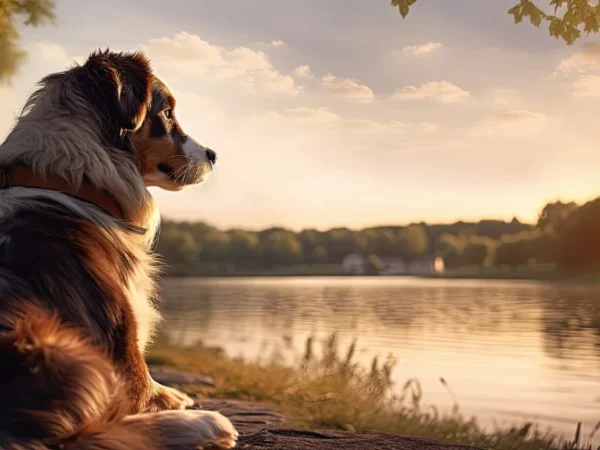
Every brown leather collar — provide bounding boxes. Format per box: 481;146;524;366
0;166;125;220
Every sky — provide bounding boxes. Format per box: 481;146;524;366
1;0;600;230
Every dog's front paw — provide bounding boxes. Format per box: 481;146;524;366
146;382;195;412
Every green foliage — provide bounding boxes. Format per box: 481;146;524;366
537;200;578;237
155;197;600;275
391;0;417;19
260;228;303;267
493;230;558;267
557;197;600;270
507;0;600;44
435;233;466;269
156;218;532;275
462;236;496;267
436;233;497;269
365;254;385;274
0;0;55;82
155;222;201;266
393;0;600;45
399;224;429;259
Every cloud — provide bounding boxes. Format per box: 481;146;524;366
172;90;226;121
144;32;298;95
342;120;438;134
347;139;470;154
557;42;600;73
415;122;439;133
470;110;548;137
28;42;73;67
254;40;286;48
572;74;600;96
292;65;313;78
321;74;375;102
251;107;435;136
253;69;298;94
481;87;525;108
342;119;398;133
402;42;443;56
0;88;21;140
391;81;470;103
283;107;342;124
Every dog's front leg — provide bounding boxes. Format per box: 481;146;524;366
112;320;194;413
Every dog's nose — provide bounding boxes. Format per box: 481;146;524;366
206;148;218;165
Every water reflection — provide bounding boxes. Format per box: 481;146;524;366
159;277;600;441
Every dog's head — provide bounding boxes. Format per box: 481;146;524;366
73;50;216;191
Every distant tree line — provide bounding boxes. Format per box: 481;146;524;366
156;197;600;275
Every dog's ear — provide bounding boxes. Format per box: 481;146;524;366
78;49;153;134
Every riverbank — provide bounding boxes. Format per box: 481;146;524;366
147;337;590;450
165;264;600;283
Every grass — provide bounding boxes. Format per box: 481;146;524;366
147;335;598;450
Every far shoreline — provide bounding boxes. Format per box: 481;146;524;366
163;267;600;283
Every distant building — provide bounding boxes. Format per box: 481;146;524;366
380;258;406;276
406;255;445;275
342;253;445;276
342;253;367;275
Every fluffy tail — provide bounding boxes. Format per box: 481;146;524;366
0;311;238;450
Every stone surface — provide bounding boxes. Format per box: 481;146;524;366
235;429;481;450
196;399;288;434
198;399;480;450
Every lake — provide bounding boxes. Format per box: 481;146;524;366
159;276;600;442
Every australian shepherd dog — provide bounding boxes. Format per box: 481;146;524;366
0;50;238;449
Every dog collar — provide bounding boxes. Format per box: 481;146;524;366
0;166;125;220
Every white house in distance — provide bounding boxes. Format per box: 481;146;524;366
342;253;445;276
405;255;445;275
342;253;368;275
379;258;405;275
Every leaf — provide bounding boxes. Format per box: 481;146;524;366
548;17;565;38
399;4;410;18
394;0;417;19
584;14;600;33
507;4;522;15
508;4;523;24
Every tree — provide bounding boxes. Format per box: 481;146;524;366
155;223;201;267
227;229;260;266
0;0;56;82
557;198;600;270
366;254;385;275
494;230;546;267
393;0;600;45
537;201;578;237
260;229;303;267
462;237;496;267
399;224;429;260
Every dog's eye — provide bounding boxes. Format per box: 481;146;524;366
163;109;173;120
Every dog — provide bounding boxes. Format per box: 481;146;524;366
0;50;238;449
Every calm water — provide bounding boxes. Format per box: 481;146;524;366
159;277;600;441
